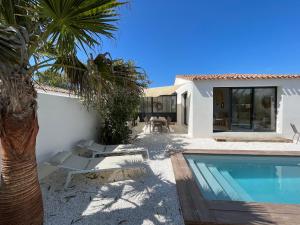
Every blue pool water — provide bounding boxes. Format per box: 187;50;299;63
186;154;300;204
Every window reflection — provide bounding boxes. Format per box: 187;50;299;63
213;87;277;132
139;95;177;113
153;97;163;112
253;88;276;131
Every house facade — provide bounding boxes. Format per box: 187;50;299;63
140;74;300;139
175;74;300;138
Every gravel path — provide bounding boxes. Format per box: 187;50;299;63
42;133;185;225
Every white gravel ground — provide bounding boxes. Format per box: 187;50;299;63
41;132;300;225
42;133;186;225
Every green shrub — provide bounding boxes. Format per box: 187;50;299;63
97;60;149;144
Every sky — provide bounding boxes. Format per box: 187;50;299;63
87;0;300;87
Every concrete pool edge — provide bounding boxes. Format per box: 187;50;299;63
171;149;300;225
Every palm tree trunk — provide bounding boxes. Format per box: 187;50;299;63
0;77;43;225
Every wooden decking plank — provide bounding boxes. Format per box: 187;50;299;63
182;149;300;157
208;200;300;215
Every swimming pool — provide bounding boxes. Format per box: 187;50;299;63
186;154;300;204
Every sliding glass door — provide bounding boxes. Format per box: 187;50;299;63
213;87;277;132
253;88;276;131
231;88;252;130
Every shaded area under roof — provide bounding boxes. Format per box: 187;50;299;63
144;85;181;97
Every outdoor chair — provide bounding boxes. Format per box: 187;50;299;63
44;151;147;188
166;116;172;132
152;121;163;132
290;123;300;143
144;116;151;131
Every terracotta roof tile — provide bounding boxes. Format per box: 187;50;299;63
176;74;300;81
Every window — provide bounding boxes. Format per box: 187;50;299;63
171;96;177;112
139;96;177;113
213;87;277;132
253;88;276;131
140;97;152;113
145;97;152;113
163;96;171;112
153;97;163;112
231;88;252;130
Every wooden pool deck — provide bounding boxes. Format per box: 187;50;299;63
171;149;300;225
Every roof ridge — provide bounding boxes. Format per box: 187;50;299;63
176;74;300;81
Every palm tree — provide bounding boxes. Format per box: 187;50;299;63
0;1;124;224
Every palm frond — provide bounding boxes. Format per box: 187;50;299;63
38;0;124;55
0;25;29;75
0;0;130;112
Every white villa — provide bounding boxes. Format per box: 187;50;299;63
140;74;300;139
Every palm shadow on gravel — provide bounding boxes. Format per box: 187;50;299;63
42;133;188;225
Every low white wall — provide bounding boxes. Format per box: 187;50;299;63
36;90;99;163
189;79;300;138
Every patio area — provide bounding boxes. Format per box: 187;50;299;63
41;131;300;225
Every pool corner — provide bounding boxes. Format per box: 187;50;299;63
171;149;300;225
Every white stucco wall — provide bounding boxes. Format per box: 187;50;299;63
36;90;99;163
174;77;191;85
176;82;193;136
179;79;300;139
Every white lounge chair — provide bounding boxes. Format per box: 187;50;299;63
44;151;147;189
74;140;150;160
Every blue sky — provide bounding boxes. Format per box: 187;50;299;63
92;0;300;87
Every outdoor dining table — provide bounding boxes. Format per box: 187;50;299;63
150;117;167;132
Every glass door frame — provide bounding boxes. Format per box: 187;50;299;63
230;86;277;132
230;87;253;130
213;86;277;132
183;92;188;125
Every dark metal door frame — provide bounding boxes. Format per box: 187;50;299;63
229;87;277;131
183;92;188;125
230;87;253;130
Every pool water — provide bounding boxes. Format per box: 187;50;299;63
186;154;300;204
